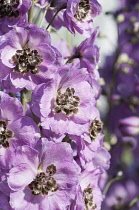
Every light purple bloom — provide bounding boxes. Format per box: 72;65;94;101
8;142;80;210
31;64;97;136
0;91;40;168
0;24;61;91
70;163;103;210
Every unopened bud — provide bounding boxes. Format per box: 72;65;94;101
119;116;139;136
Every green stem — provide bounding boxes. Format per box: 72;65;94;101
129;196;139;208
46;7;63;30
103;176;122;195
66;54;81;64
28;0;35;23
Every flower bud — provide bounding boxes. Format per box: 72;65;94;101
119;116;139;136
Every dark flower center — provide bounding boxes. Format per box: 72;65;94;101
0;120;14;148
28;164;59;196
83;185;97;210
74;0;90;21
0;0;20;19
89;119;103;140
12;47;43;75
53;87;80;116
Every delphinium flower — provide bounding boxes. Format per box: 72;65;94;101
0;0;31;35
44;0;102;37
0;23;61;91
63;0;102;37
7;142;80;210
0;91;40;168
31;63;98;136
70;163;103;210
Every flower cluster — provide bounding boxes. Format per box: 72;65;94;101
0;0;110;209
100;0;139;209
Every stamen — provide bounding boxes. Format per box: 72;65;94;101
0;0;20;19
89;119;103;140
74;0;90;21
12;47;43;75
28;164;59;196
53;87;80;116
46;164;56;176
83;185;97;210
0;120;14;148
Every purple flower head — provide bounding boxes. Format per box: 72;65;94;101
0;91;40;168
31;64;97;136
63;0;102;37
0;24;61;92
0;0;31;35
8;142;80;210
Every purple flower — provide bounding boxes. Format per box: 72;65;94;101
102;180;139;210
0;0;31;35
8;142;80;209
73;29;100;79
63;0;102;37
0;91;40;168
0;24;61;91
31;64;97;136
70;163;103;210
